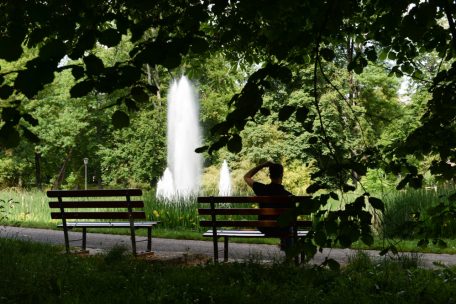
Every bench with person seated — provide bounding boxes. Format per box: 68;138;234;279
47;189;158;255
197;196;312;262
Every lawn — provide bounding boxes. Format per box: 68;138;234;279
1;238;456;304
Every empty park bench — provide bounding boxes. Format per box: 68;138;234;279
47;189;158;255
197;196;312;262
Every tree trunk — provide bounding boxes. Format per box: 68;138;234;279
52;148;73;190
34;151;41;189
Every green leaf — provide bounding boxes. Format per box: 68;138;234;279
39;39;65;61
83;54;104;75
22;113;38;126
361;233;374;246
324;258;340;271
0;37;23;61
124;98;139;112
295;106;309;123
401;63;414;74
71;66;85;80
364;46;377;62
195;146;208;153
71;31;96;59
0;85;14;99
320;48;335;62
342;184;356;192
436;239;447;249
211;121;232;136
70;81;93;98
417;239;429;248
368;197;385;212
21;126;40;143
409;175;423;189
2;107;20;124
379;248;389;256
208;136;229;154
324;220;338;235
278;105;295;121
396;175;410;190
131;87;149;103
314;229;327;247
354;64;364;74
0;125;20;148
329;191;339;201
98;29;122;47
378;49;388;61
14;67;49;99
111;110;130;129
117;66;141;87
259;107;270;116
162;50;182;69
306;182;323;194
308;136;318;144
227;134;242;153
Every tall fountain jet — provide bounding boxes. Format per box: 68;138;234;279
156;76;202;200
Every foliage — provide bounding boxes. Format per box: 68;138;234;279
2;0;456;260
98;104;166;188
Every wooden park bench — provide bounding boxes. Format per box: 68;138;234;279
197;196;312;262
47;189;158;255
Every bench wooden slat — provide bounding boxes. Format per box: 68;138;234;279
199;220;312;228
49;200;144;209
47;189;142;198
59;221;158;228
51;211;146;220
197;196;302;204
198;208;291;216
202;229;309;237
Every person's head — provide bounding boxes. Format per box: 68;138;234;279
269;163;284;181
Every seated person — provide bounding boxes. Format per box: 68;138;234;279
244;161;294;250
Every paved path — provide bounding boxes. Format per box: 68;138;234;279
1;226;456;268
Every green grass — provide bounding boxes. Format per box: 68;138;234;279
1;238;456;304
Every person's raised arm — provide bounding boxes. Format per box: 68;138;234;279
244;161;273;187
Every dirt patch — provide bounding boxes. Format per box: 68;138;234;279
137;252;212;266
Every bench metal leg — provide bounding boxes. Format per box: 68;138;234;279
224;237;229;262
82;227;87;250
213;235;218;263
130;232;137;256
147;227;152;252
63;227;70;253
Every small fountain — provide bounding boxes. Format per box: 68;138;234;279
156;76;202;201
156;168;175;199
218;160;232;196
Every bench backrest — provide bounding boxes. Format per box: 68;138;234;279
47;189;145;221
197;196;312;228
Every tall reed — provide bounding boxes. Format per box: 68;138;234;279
381;185;456;238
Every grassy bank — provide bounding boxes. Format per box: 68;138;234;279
1;238;456;303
